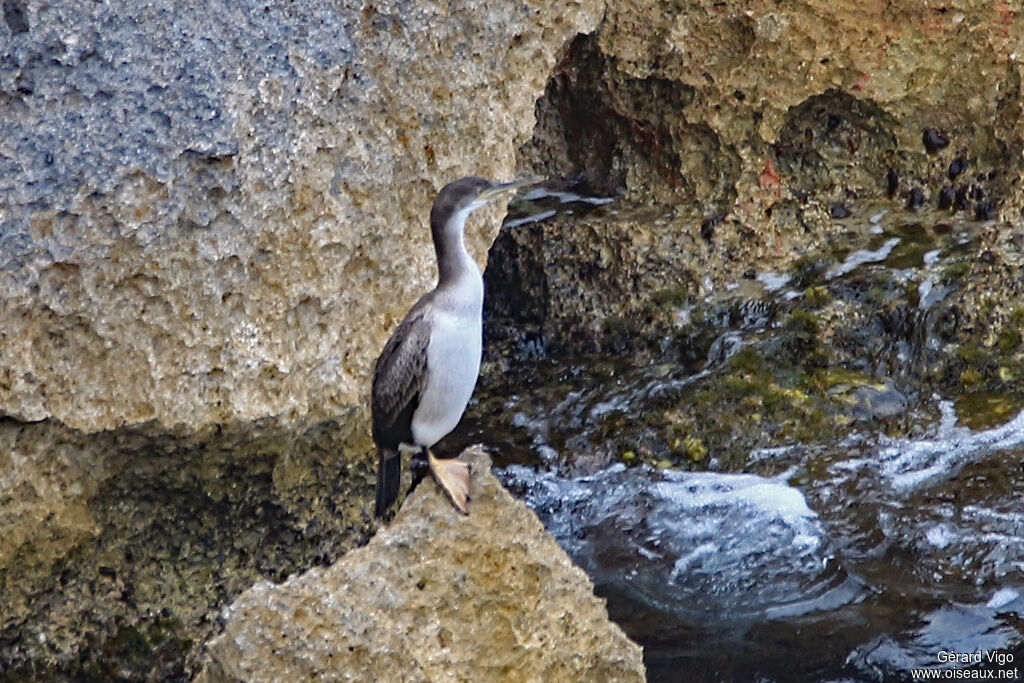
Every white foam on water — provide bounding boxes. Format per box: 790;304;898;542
924;523;957;550
918;278;934;307
756;271;792;292
936;398;961;437
749;444;801;463
877;407;1024;494
987;587;1019;609
923;248;942;266
499;464;860;624
655;469;817;527
825;237;901;280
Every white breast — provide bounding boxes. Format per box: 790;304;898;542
410;270;484;448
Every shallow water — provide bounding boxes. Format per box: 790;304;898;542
460;199;1024;681
490;407;1024;681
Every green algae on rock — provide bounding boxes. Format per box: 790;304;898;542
480;195;1023;473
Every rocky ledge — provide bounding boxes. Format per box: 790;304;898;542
197;447;645;682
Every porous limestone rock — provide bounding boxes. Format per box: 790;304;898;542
0;414;376;679
505;0;1024;353
0;0;602;431
198;448;646;683
482;0;1024;491
529;0;1024;212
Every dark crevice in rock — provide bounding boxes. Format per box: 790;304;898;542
2;0;28;34
518;33;740;209
484;222;548;331
528;34;625;194
491;32;749;358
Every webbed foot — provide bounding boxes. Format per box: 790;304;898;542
427;449;470;515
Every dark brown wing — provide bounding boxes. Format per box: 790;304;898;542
371;305;432;450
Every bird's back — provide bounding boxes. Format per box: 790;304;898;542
371;295;434;451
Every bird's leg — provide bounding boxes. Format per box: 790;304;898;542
409;448;430;487
426;448;471;515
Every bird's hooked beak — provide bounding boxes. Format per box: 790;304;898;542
477;176;544;203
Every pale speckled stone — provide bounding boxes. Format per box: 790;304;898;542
0;0;602;432
595;0;1024;216
197;448;645;683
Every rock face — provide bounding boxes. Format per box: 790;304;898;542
1;0;611;676
198;448;645;683
501;0;1024;355
523;1;1024;211
0;414;377;679
0;0;602;431
482;2;1024;476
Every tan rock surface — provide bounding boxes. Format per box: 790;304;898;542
1;1;604;675
0;0;602;432
507;0;1024;352
594;0;1024;209
0;414;376;676
198;447;645;683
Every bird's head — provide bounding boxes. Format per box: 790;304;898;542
430;176;542;239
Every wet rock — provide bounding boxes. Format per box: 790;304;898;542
830;204;851;219
504;1;1024;356
975;201;997;221
487;210;707;355
0;0;601;431
954;186;972;211
922;128;950;154
948;156;969;180
774;90;899;200
937;185;955;210
851;382;908;420
887;168;900;198
906;186;926;210
198;448;645;683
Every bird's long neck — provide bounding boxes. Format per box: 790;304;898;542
431;204;481;289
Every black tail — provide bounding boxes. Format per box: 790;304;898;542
375;449;402;517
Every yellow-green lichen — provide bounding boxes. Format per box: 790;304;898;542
804;285;831;307
683;437;708;462
960;368;982;387
954;392;1024;430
